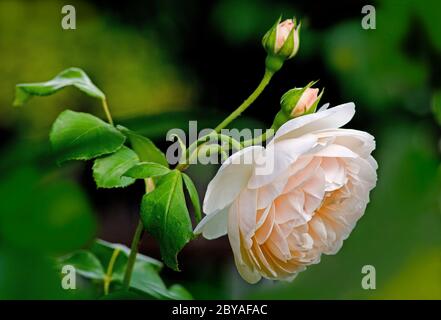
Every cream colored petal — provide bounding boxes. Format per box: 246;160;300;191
266;225;292;261
194;207;228;240
238;188;258;249
262;244;305;275
249;135;317;189
317;103;330;111
320;157;347;192
203;146;264;214
283;157;321;193
274;191;313;226
313;144;358;158
278;220;297;238
315;128;375;157
228;200;261;284
308;216;328;246
301;168;326;213
255;204;275;244
251;240;278;277
272;103;356;142
256;176;288;210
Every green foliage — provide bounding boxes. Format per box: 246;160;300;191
62;250;105;280
117;125;169;167
130;261;192;299
182;173;202;223
0;0;195;134
91;239;162;280
0;167;96;254
92;146;139;188
9;63;199;297
50;110;125;163
61;240;192;299
431;90;441;126
0;247;83;299
9;63;197;297
141;170;193;271
14;67;105;107
124;162;171;179
4;0;440;301
0;166;97;299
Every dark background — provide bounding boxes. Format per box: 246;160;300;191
0;0;440;299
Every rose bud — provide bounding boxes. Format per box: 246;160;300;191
281;81;324;118
270;82;324;131
262;17;301;73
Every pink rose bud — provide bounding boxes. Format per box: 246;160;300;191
262;17;301;73
274;19;300;56
281;81;324;118
271;81;324;130
291;88;320;117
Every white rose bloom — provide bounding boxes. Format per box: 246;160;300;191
195;103;377;283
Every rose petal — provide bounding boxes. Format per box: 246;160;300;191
194;207;228;240
249;135;317;188
272;103;355;142
203;146;264;214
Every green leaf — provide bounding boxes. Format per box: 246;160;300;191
117;125;168;167
130;261;174;299
124;162;170;179
130;260;193;300
182;173;202;223
92;239;163;269
91;239;162;283
0;168;97;253
50;110;125;163
14;67;105;106
431;90;441;126
60;250;105;280
168;284;193;300
92;146;139;188
141;170;193;270
91;240;191;299
59;239;192;299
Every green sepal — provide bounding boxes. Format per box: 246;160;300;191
280;80;321;116
262;16;282;54
271;110;290;131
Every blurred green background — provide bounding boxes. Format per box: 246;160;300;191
0;0;440;299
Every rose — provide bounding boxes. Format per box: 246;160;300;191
262;18;301;59
290;88;320;117
262;18;301;73
281;83;324;117
195;103;377;283
275;19;299;54
272;83;324;131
